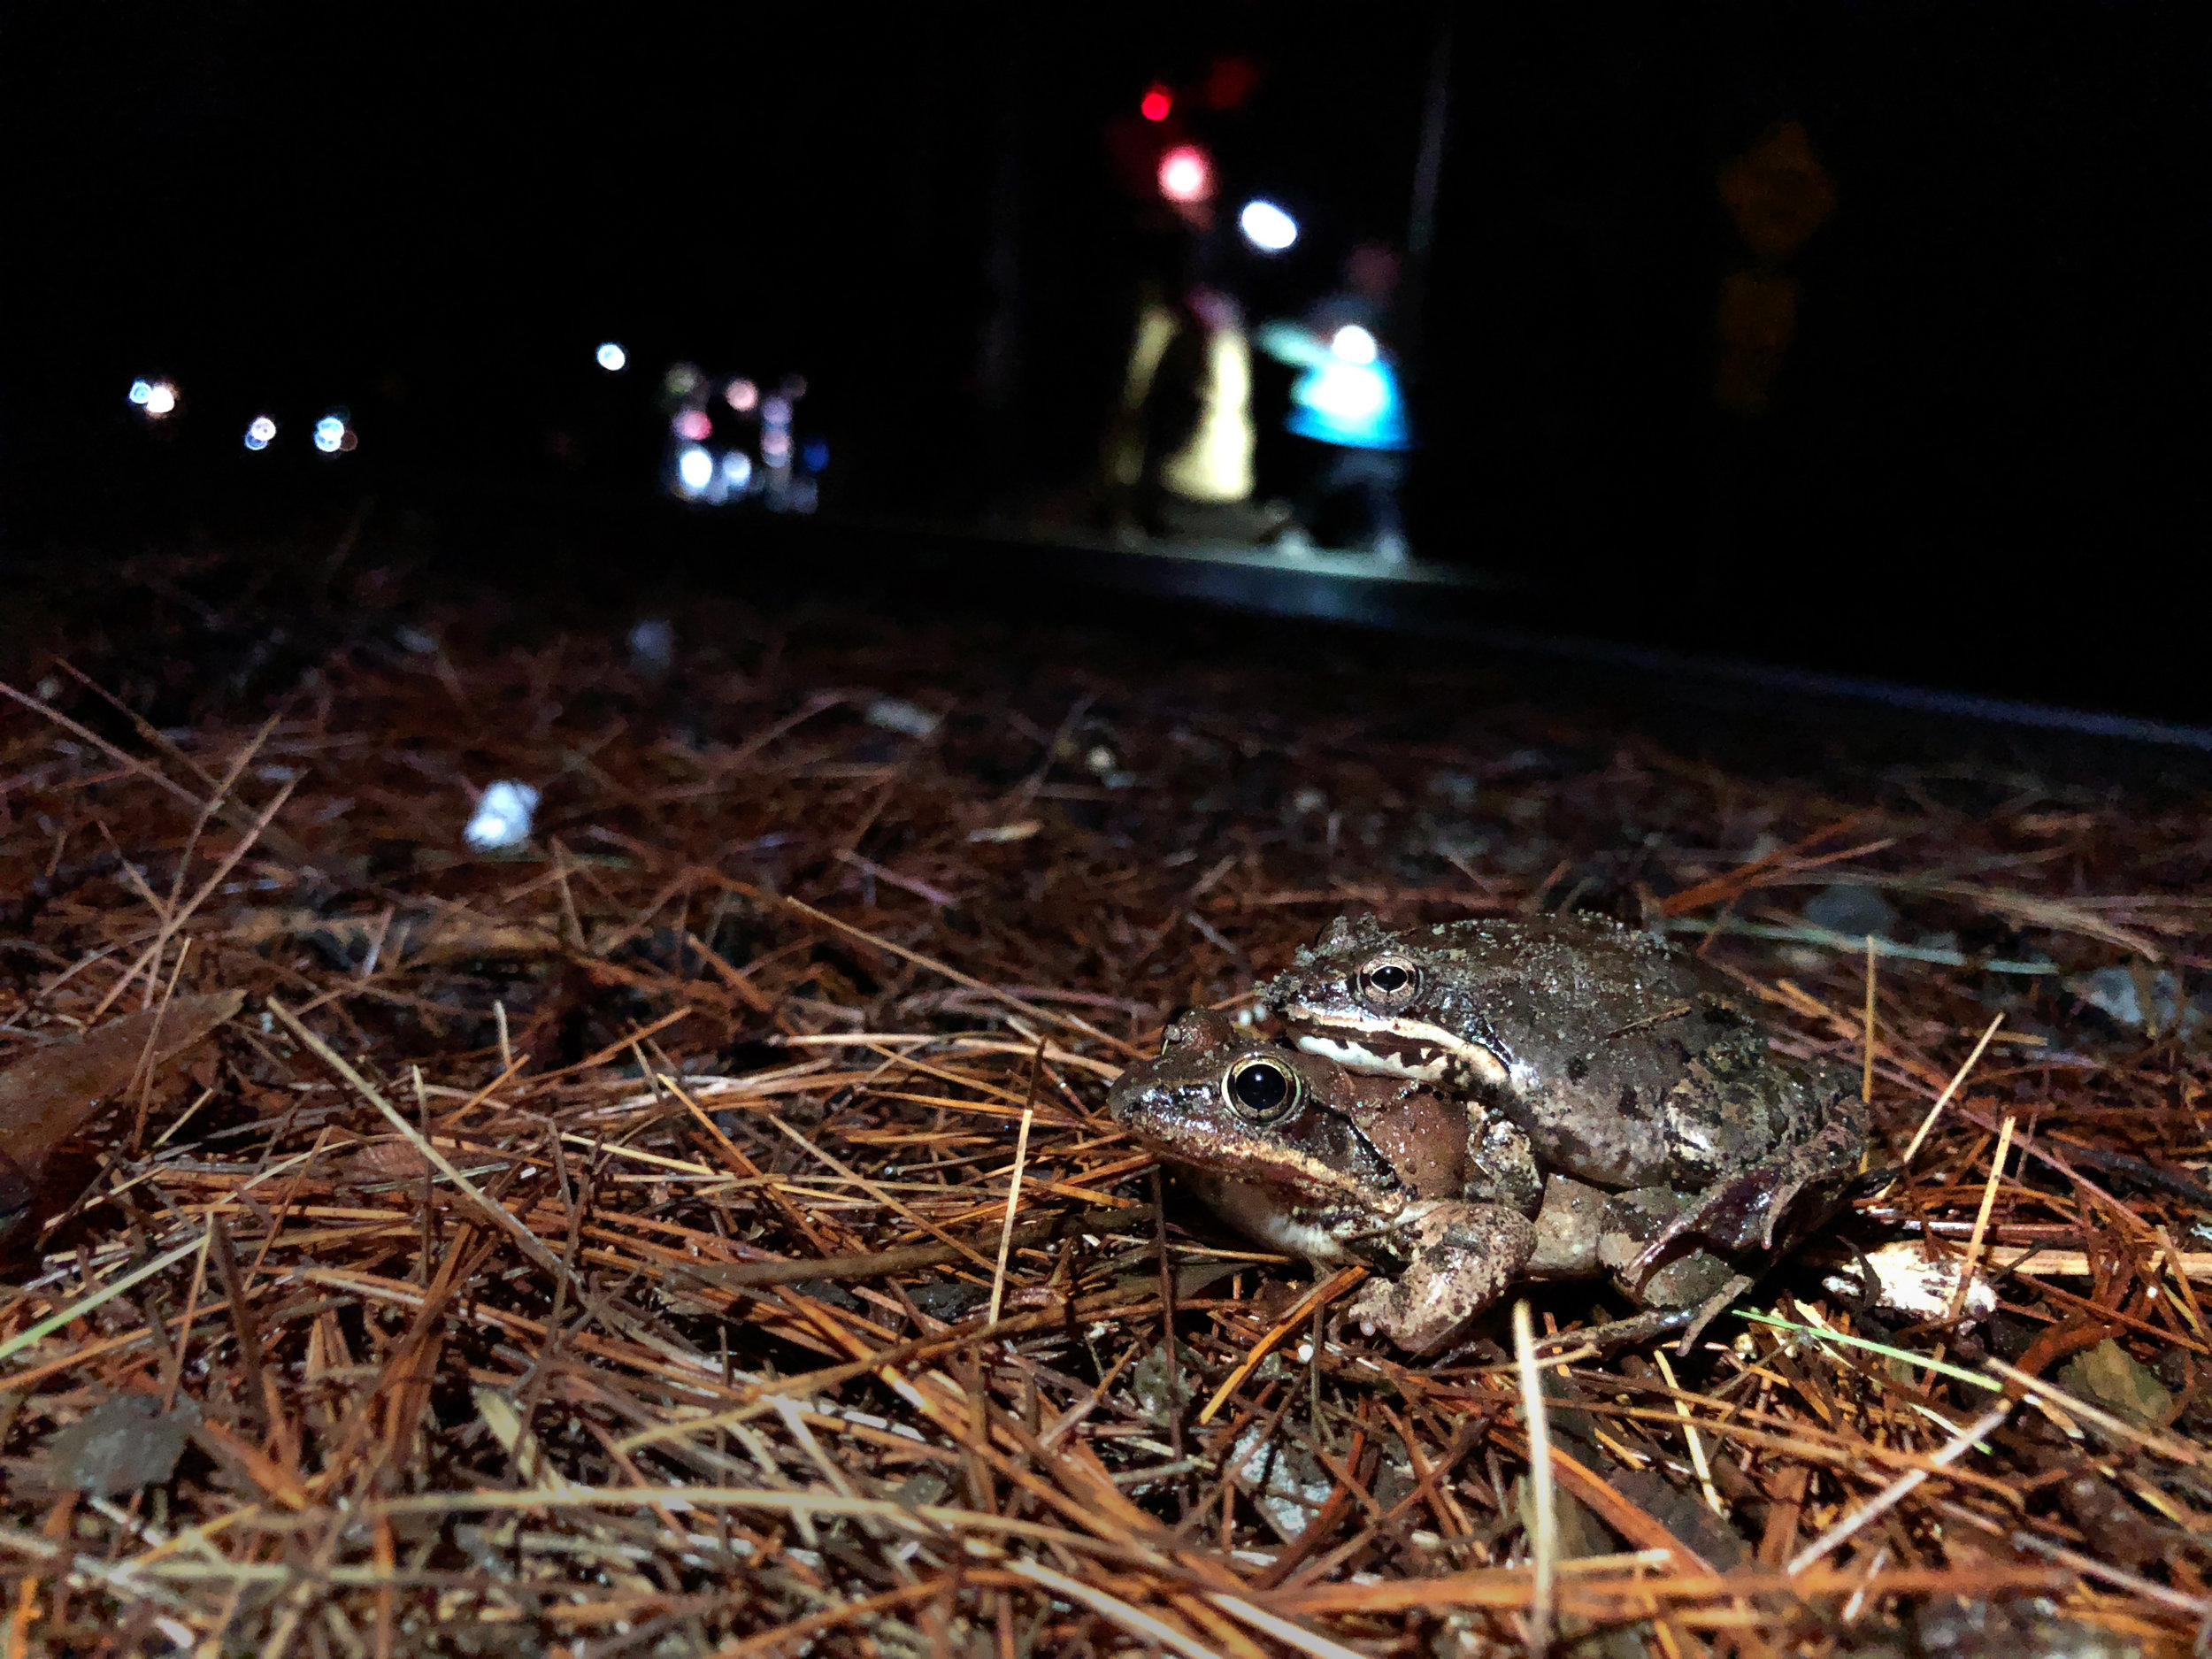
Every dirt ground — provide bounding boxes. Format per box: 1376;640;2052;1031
0;537;2207;1655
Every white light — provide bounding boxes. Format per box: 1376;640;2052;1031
127;379;154;406
243;415;277;451
595;342;627;373
726;379;758;411
720;451;753;490
1239;199;1298;252
142;380;178;418
1158;144;1212;204
675;446;714;495
313;415;347;454
1306;361;1387;422
1330;326;1379;365
761;428;791;462
465;781;540;852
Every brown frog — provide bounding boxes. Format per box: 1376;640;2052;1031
1106;1009;1540;1352
1262;911;1870;1296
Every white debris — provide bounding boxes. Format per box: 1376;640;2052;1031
465;781;541;851
628;618;676;675
1823;1240;1997;1325
1229;1423;1335;1540
968;820;1040;843
865;696;940;739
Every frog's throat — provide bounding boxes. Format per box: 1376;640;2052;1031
1286;1015;1512;1090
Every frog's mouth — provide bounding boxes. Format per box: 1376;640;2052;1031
1281;1008;1512;1091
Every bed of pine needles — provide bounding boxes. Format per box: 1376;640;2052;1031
1;536;2208;1657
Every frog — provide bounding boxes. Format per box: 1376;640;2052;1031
1262;911;1871;1300
1106;1008;1540;1353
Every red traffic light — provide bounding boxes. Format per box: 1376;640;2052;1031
1140;85;1171;122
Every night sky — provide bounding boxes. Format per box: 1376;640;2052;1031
4;4;2203;703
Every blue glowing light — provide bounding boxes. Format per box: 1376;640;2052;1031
720;451;753;490
313;415;348;454
675;446;715;495
244;415;278;451
595;342;627;373
803;439;829;472
1239;199;1298;253
128;380;154;406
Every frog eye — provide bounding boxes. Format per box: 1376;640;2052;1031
1355;953;1422;1010
1223;1055;1303;1125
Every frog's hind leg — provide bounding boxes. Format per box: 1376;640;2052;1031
1630;1107;1869;1283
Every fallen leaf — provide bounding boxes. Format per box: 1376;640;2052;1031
0;988;243;1227
43;1394;200;1495
2059;1339;2174;1431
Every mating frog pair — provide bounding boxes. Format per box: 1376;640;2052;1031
1107;912;1869;1354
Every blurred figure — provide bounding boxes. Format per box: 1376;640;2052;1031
1257;242;1412;562
1106;282;1282;541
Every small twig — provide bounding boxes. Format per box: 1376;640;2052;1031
1946;1113;2016;1325
1897;1013;2006;1170
987;1101;1036;1328
1513;1300;1555;1659
1786;1402;2011;1574
1653;1350;1724;1517
1862;933;1878;1105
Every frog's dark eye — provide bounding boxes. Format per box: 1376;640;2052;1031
1355;953;1422;1010
1223;1055;1302;1125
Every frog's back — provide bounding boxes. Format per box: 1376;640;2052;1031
1425;916;1776;1186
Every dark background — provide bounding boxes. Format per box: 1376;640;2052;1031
3;5;2204;715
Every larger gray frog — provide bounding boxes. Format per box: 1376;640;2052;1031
1261;911;1870;1330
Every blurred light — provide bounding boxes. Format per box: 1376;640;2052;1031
1157;144;1212;204
761;428;792;462
725;378;758;411
243;415;278;451
1305;361;1387;422
720;451;753;490
142;380;179;418
803;438;830;472
675;446;714;495
313;414;348;454
761;396;792;427
1141;85;1171;122
781;373;808;399
127;379;154;406
662;363;704;402
595;342;627;373
674;409;713;442
1330;325;1379;365
1238;199;1298;253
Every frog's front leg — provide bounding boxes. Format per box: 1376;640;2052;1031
1467;1108;1543;1216
1346;1202;1535;1355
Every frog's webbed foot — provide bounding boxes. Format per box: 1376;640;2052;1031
1346;1202;1535;1356
1630;1110;1869;1282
